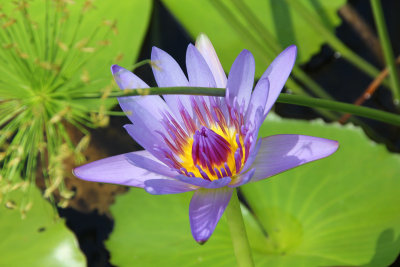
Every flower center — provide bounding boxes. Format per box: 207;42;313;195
176;124;245;181
192;126;231;169
158;96;249;181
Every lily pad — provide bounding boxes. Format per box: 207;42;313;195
0;185;86;267
107;115;400;266
161;0;345;77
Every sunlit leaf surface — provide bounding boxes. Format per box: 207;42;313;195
107;115;400;266
0;184;85;267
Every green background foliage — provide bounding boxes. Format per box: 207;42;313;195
161;0;345;77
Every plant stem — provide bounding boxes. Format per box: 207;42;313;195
70;87;400;126
277;94;400;126
370;0;400;105
339;56;400;123
73;86;226;98
225;189;254;267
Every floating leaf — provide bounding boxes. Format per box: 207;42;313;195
0;184;85;267
107;115;400;266
242;115;400;266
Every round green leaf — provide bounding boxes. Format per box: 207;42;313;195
242;114;400;266
0;186;86;267
107;190;237;266
107;116;400;266
161;0;345;77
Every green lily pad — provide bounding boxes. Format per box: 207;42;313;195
0;185;86;267
160;0;345;77
107;115;400;266
107;190;236;266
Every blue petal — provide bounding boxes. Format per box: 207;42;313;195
186;44;217;88
111;65;173;122
246;77;269;126
260;45;297;116
226;50;255;110
228;168;255;188
151;47;194;124
144;179;197;195
125;151;177;178
249;134;339;182
195;34;227;88
73;151;171;188
206;177;232;188
123;124;169;163
189;188;233;243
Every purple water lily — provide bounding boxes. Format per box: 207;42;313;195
74;34;338;244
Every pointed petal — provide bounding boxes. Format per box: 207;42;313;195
174;175;213;187
250;134;339;182
123;124;168;162
229;168;255;188
226;50;255;110
122;103;171;156
110;152;231;189
246;77;269;124
243;107;265;159
151;47;193;121
186;44;219;118
118;95;170;123
111;65;172;122
111;64;148;89
241;139;262;173
173;176;231;189
207;177;232;188
144;179;197;195
261;45;297;116
189;188;233;243
195;34;227;88
186;44;216;87
151;47;189;87
125;151;177;178
73;151;170;188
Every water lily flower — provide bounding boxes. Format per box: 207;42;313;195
74;34;338;244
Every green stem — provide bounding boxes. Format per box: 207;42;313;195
370;0;400;104
70;87;400;126
225;189;254;267
277;94;400;126
71;87;226;99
